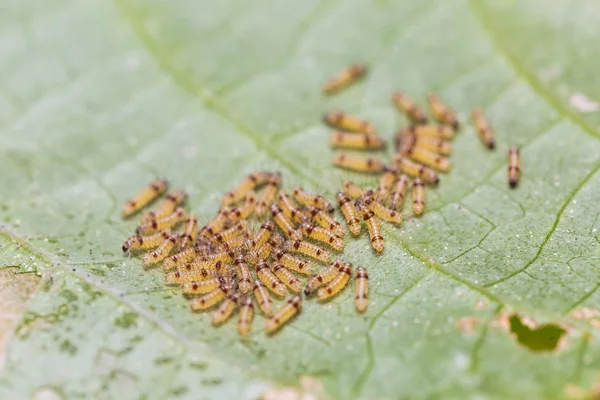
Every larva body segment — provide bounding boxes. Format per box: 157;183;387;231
300;222;344;251
253;280;273;316
333;153;385;174
393;155;439;185
271;263;302;293
178;216;198;250
508;147;521;188
140;190;187;223
354;267;369;313
255;259;287;297
212;293;242;325
389;174;410;210
238;297;254;336
322;64;367;95
265;296;302;334
329;131;385;150
336;191;361;236
122;179;168;218
136;207;186;235
317;263;353;301
284;239;331;263
142;234;179;266
271;248;313;275
304;260;344;296
412;178;426;215
391;92;428;124
255;173;281;217
221;171;271;206
122;230;171;253
323;112;376;135
270;205;303;240
292;187;334;214
427;93;459;130
303;205;344;237
190;284;232;311
355;201;384;253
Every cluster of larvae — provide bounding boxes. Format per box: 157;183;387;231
321;64;521;189
120;173;370;337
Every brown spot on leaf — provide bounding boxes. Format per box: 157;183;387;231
0;268;41;370
455;316;481;336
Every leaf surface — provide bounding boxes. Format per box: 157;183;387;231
1;0;600;398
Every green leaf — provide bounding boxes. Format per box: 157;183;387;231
1;0;600;398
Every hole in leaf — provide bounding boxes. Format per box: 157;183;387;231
509;313;567;352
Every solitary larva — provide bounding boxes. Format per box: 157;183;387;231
406;124;454;140
212;293;241;325
140;190;187;223
121;179;168;218
122;229;171;253
271;263;302;293
354;267;369;313
508;147;521;188
284;239;331;263
221;171;271;206
271;248;313;275
333;152;385;174
255;259;288;297
323;111;376;135
355;201;384;253
227;190;257;223
178;216;198;250
253;220;275;250
376;166;398;201
142;234;179;266
361;195;403;224
270;205;303;240
253;280;273;316
342;181;367;199
136;207;186;235
322;64;367;95
472;108;495;150
265;295;302;334
300;222;344;251
396;132;452;156
399;145;451;173
238;297;254;336
255;173;281;217
277;192;308;224
336;191;361;236
234;255;253;294
427;93;459;130
389;174;410;210
391;92;428;124
317;263;353;301
292;187;335;214
329;131;385;150
303;205;344;237
412;178;425;215
393;155;439;185
182;276;226;296
304;260;344;295
190;284;232;311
